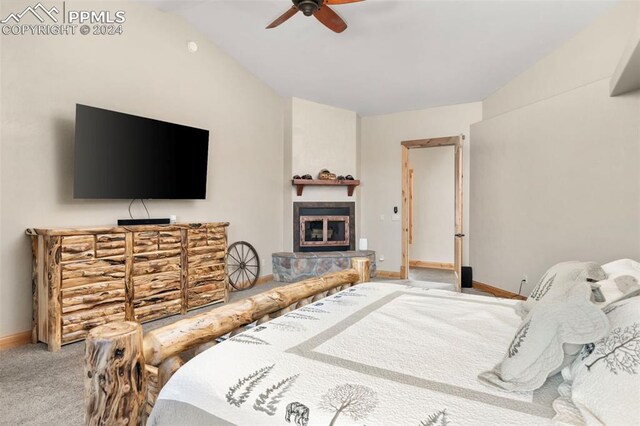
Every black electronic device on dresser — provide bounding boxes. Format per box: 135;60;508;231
117;218;171;226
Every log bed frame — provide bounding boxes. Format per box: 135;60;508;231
83;257;371;425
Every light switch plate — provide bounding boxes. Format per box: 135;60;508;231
391;214;400;221
380;214;385;221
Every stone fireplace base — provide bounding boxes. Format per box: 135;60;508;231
272;250;376;283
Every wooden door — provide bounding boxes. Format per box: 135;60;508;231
401;135;464;290
409;168;414;245
453;144;463;292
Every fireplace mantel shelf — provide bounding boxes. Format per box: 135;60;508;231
292;179;360;197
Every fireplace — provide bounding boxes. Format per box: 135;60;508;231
294;202;355;252
300;215;350;248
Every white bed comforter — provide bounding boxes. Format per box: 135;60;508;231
149;282;559;426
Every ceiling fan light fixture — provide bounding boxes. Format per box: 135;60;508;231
295;0;321;16
267;0;358;33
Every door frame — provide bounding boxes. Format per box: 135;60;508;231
400;135;465;291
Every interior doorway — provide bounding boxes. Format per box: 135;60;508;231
400;135;464;291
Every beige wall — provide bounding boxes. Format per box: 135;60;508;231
0;28;3;327
470;1;640;294
0;0;285;337
483;1;640;120
283;97;359;251
409;146;455;264
360;102;482;272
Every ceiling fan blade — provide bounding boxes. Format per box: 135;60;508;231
314;5;347;33
326;0;364;5
266;6;299;29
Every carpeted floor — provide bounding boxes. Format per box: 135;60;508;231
0;281;289;426
0;271;490;425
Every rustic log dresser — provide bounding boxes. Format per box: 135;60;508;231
26;222;229;351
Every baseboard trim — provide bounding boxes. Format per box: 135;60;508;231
376;270;402;279
472;281;526;300
254;274;274;285
409;260;455;270
0;331;32;351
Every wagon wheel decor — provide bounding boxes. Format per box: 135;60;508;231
227;241;260;291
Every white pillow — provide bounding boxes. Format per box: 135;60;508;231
479;282;609;392
592;275;640;308
601;258;640;281
516;261;606;318
552;295;640;425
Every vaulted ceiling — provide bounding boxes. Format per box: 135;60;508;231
149;0;616;115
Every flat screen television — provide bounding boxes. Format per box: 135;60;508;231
74;104;209;199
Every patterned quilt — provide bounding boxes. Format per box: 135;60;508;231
149;282;560;426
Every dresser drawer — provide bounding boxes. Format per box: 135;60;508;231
61;259;126;288
133;271;181;310
61;279;125;314
134;299;181;323
188;251;225;270
95;233;126;258
158;230;181;251
133;255;181;275
207;226;226;244
61;303;126;344
61;235;94;262
187;226;226;249
61;280;125;314
187;228;208;248
188;284;225;309
134;231;159;254
133;271;181;298
132;258;182;321
188;267;225;287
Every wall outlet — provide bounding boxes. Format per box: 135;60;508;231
261;259;266;267
520;275;528;293
391;213;400;221
379;255;385;261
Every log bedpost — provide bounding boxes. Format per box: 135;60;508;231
158;355;184;389
84;321;147;426
351;257;371;283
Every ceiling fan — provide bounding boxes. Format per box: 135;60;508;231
266;0;364;33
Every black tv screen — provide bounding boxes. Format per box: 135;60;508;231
74;104;209;199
